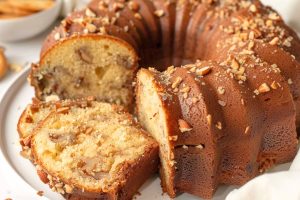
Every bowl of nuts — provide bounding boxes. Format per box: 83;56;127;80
0;0;62;42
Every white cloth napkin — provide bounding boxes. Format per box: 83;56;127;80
226;149;300;200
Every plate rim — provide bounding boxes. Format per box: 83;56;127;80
0;68;44;198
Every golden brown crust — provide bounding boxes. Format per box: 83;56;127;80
136;57;298;198
17;97;96;155
39;34;138;70
40;7;139;58
33;140;159;200
27;101;158;200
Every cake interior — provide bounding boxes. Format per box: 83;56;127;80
32;102;151;191
35;36;136;107
136;70;174;193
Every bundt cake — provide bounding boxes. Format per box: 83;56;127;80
26;0;300;199
18;98;159;199
136;60;298;198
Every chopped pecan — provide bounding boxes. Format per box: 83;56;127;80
178;119;192;132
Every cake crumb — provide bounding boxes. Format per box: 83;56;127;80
37;191;44;196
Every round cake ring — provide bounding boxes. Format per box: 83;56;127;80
0;68;294;199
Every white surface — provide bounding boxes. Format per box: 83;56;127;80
0;0;62;42
0;0;299;200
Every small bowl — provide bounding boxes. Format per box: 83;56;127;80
0;0;62;42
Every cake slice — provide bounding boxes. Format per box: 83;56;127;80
18;97;96;160
30;100;159;199
135;59;297;198
31;8;139;110
136;66;221;198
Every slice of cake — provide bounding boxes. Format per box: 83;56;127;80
18;97;96;160
25;100;158;199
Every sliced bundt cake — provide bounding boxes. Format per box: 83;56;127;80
30;100;158;199
30;0;300;123
136;60;298;198
27;0;300;199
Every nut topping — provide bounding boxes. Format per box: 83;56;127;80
231;59;240;70
86;23;97;33
123;25;129;32
113;2;125;12
180;86;190;93
99;27;107;34
248;41;255;50
37;191;44;196
196;66;212;76
217;87;225;95
249;4;257;12
171;77;182;89
218;100;227;107
270;81;278;89
45;95;60;102
168;135;178;141
216;122;222;130
128;1;140;12
37;170;49;184
56;107;70;114
258;83;271;93
85;8;96;17
248;31;255;40
20;136;31;147
154;9;165;17
268;13;280;21
178;119;192;132
54;32;61;41
269;37;279;45
64;184;74;194
134;13;142;19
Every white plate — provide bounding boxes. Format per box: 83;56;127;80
0;0;299;199
0;68;292;200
